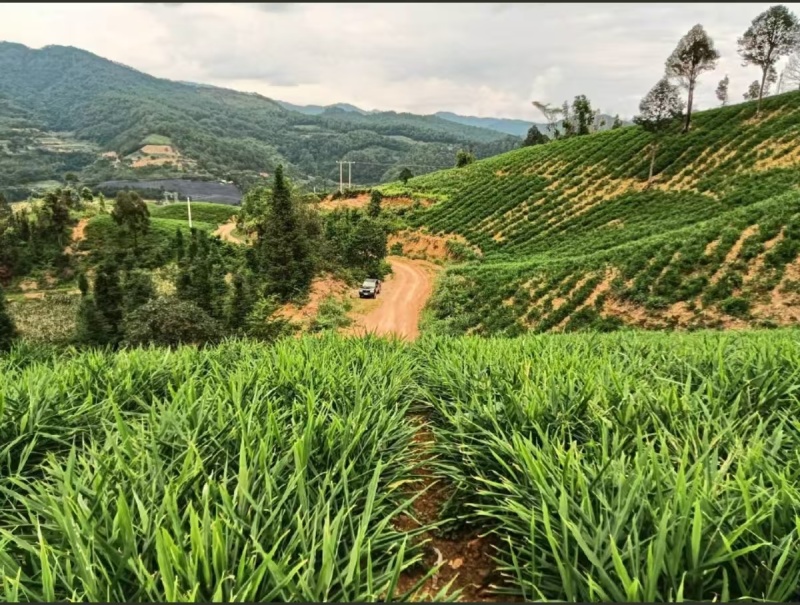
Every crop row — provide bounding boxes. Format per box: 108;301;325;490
3;331;800;601
415;330;800;601
423;189;800;336
0;338;430;601
403;91;800;261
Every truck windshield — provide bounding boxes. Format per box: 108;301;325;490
362;280;376;288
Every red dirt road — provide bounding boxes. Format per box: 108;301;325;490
348;256;440;340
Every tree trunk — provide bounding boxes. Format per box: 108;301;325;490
647;142;658;188
683;82;694;133
757;67;768;116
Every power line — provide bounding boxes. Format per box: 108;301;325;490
336;160;355;193
332;158;453;190
343;160;453;170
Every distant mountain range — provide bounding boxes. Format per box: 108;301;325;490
276;100;373;116
0;42;521;196
275;101;629;138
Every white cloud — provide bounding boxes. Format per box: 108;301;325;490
529;67;565;107
1;2;798;120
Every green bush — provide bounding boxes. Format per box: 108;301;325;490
719;295;751;318
123;296;223;347
245;297;295;342
0;284;18;350
310;296;353;333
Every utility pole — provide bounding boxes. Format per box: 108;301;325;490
347;161;353;190
186;195;192;229
337;161;344;194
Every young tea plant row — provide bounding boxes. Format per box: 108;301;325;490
423;190;800;336
394;91;800;336
404;91;800;261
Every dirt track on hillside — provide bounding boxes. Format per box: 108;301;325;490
347;256;439;341
213;220;245;244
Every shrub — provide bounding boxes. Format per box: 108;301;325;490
245;296;295;342
719;295;751;318
123;296;222;347
310;296;353;333
445;239;479;262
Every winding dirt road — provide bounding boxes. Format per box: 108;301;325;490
347;256;440;341
213;221;245;244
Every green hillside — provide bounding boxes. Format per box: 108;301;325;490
386;91;800;335
148;201;238;227
0;42;520;194
0;93;98;195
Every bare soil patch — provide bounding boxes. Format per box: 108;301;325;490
318;194;433;211
394;415;509;602
277;275;350;327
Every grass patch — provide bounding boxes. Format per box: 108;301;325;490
149;201;238;227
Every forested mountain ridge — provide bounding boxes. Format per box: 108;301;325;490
0;42;520;196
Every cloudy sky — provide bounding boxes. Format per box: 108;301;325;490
1;2;798;120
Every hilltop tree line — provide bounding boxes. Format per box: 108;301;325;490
631;5;800;187
523;5;800;153
363;4;800;164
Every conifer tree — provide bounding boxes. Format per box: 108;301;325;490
74;294;109;347
174;227;185;262
93;259;124;345
123;269;156;314
0;283;17;351
368;190;383;218
227;271;254;332
260;165;313;301
78;272;90;297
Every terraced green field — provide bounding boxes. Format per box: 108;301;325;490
76;201;237;268
384;91;800;335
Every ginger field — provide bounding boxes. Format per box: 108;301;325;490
1;331;800;601
386;91;800;336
